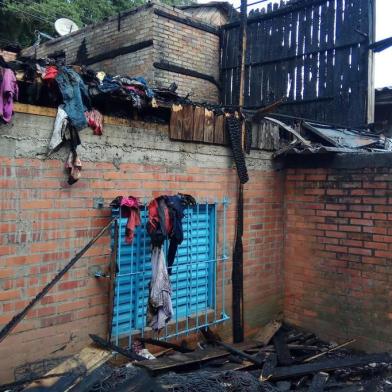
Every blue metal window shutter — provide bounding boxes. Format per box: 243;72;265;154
111;204;216;338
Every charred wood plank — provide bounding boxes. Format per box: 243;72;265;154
272;329;294;366
154;9;219;36
89;334;146;361
303;339;356;362
214;340;263;367
254;320;282;346
0;373;68;391
308;372;329;392
260;353;277;381
213;114;225;145
169;105;184;140
154;61;220;88
182;105;194;141
271;353;391;381
204;109;215;143
139;338;193;353
25;345;112;390
193;106;205;142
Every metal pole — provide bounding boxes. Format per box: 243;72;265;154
0;218;115;344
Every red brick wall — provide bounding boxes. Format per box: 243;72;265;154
284;168;392;351
0;153;284;381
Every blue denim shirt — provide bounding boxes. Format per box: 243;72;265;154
56;67;90;130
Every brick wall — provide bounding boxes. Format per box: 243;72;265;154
284;167;392;352
0;109;283;382
153;6;220;102
20;2;220;103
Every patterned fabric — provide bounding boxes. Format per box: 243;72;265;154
147;247;173;331
0;67;18;123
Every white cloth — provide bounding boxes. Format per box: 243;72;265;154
49;105;68;151
147;247;173;331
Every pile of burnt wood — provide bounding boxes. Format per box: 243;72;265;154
2;323;392;391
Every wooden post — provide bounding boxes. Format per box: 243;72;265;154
232;0;247;344
367;0;376;124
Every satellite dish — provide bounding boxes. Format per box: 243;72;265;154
55;18;79;36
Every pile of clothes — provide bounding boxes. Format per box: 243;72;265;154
3;54;183;183
0;56;18;124
47;65;102;184
85;71;155;110
110;194;196;332
39;64;155;184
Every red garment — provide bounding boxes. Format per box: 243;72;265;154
85;109;103;135
147;199;160;233
147;198;172;235
43;65;58;80
120;196;141;244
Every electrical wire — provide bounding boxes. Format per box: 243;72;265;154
0;0;54;25
235;0;271;9
14;0;94;25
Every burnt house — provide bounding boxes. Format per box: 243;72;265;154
1;0;392;389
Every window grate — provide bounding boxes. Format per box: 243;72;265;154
111;198;229;346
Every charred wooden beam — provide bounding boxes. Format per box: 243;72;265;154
0;373;69;391
260;353;277;381
154;9;220;36
223;0;329;29
308;372;329;392
271;353;391;381
84;40;153;65
369;36;392;53
154;61;220;88
303;339;356;363
201;327;261;366
214;341;263;367
139;338;193;353
222;41;365;70
89;334;146;361
272;329;294;366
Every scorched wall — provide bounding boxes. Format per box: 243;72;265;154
0;107;284;382
284;165;392;352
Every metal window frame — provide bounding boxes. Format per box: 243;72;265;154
110;197;230;347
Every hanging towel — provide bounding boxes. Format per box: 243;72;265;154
0;67;18;123
48;105;68;152
147;247;173;331
120;196;141;244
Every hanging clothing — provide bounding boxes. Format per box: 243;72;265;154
65;150;82;185
85;109;103;136
98;76;122;94
0;67;18;123
65;126;82;185
43;65;58;80
165;195;185;275
56;66;90;130
96;71;106;83
48;105;68;152
147;197;172;248
147;194;196;274
147;247;173;331
120;196;141;244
